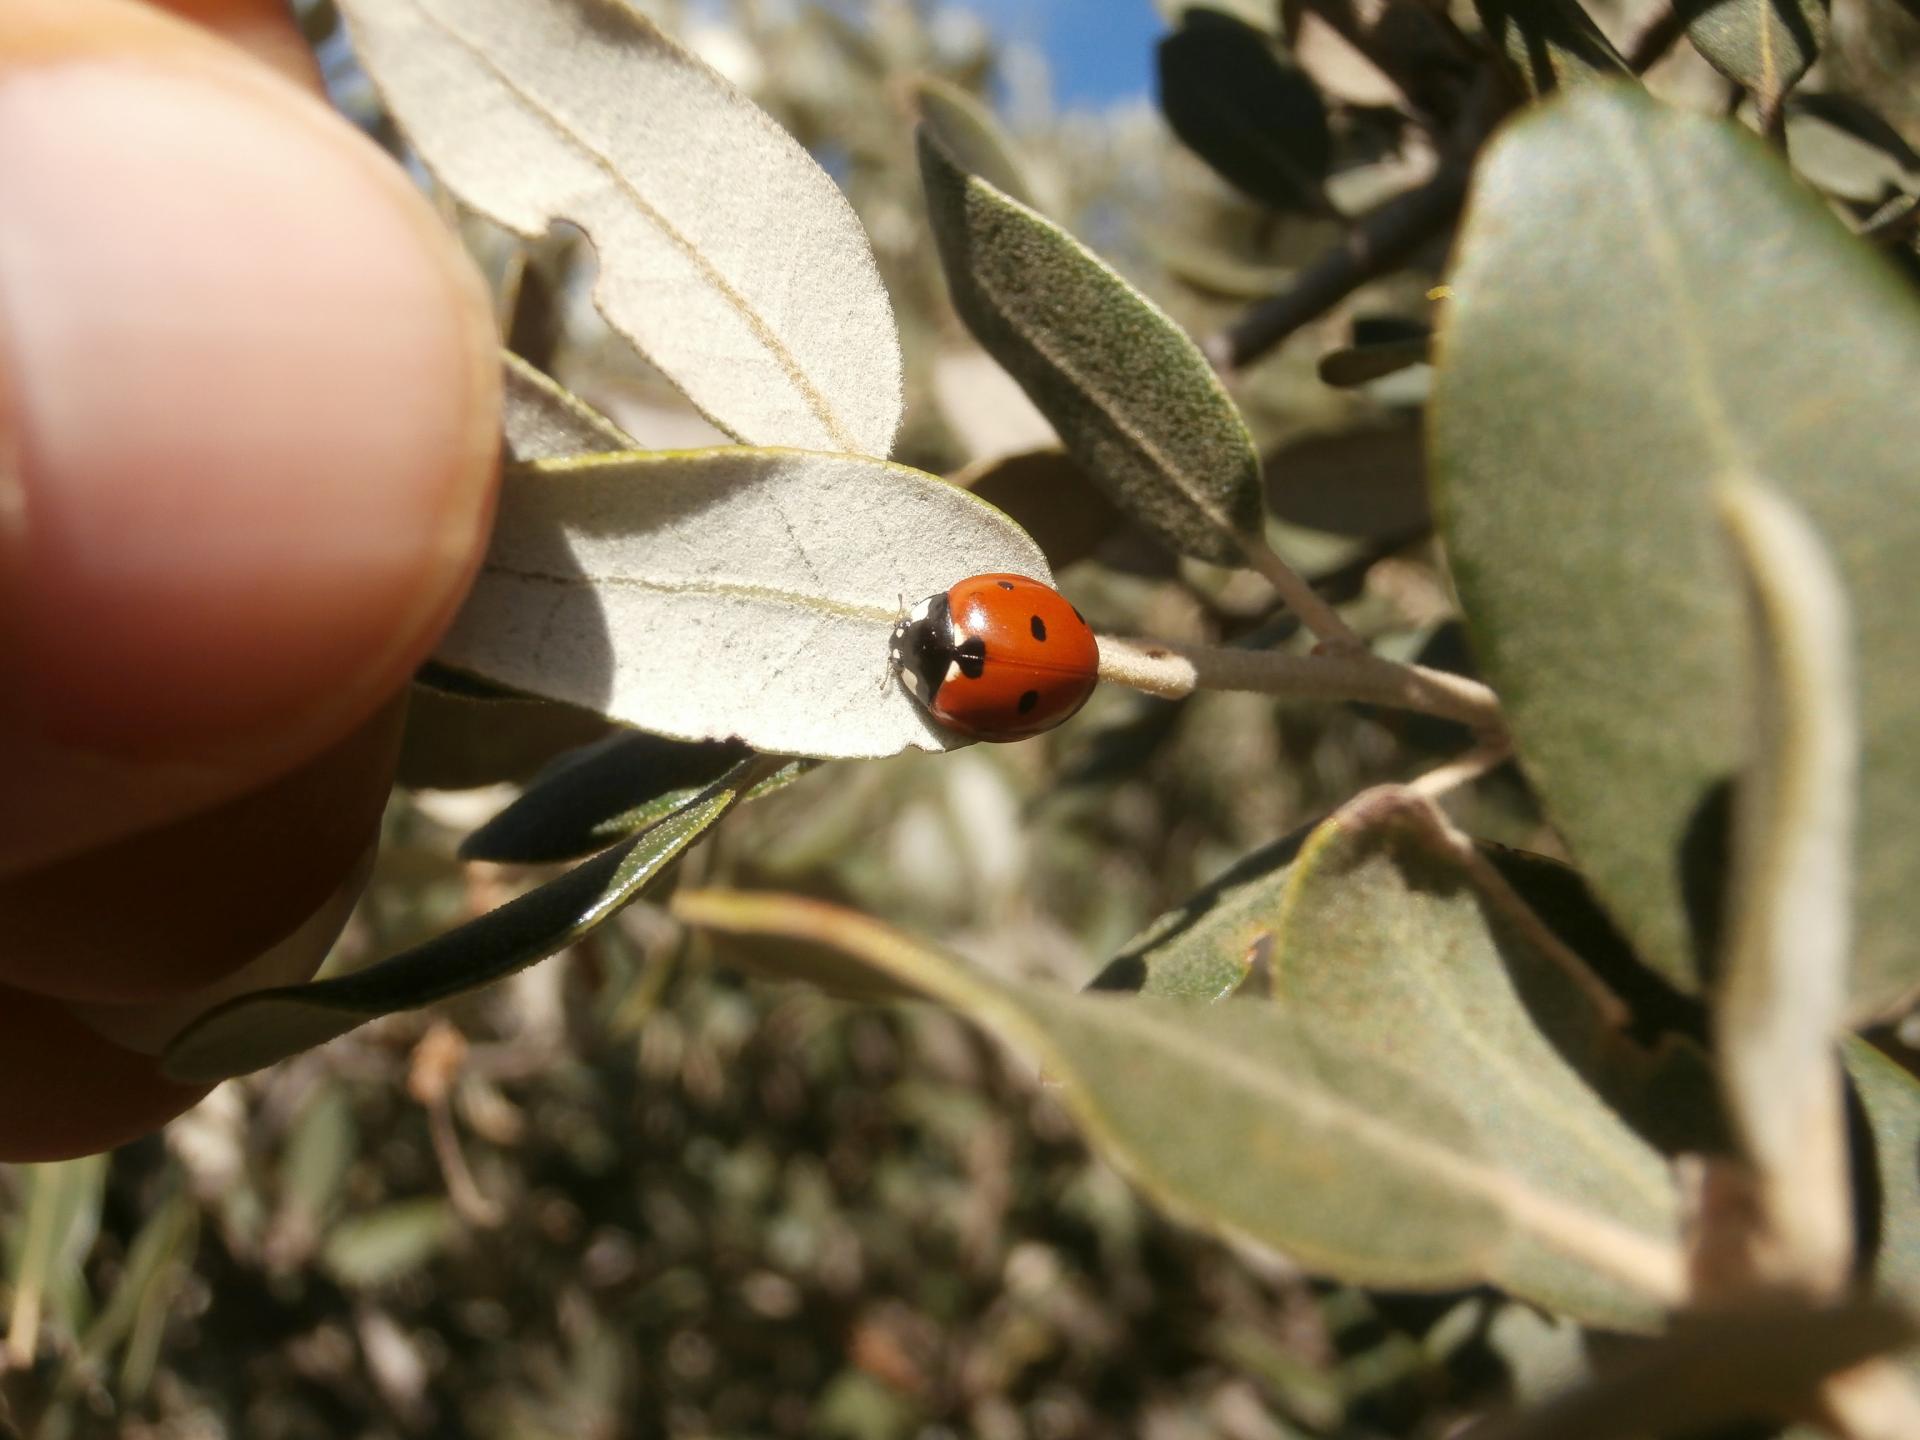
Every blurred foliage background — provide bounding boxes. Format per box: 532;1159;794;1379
8;0;1920;1434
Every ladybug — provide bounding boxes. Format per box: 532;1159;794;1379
891;573;1099;742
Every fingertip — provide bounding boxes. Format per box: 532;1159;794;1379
0;0;500;865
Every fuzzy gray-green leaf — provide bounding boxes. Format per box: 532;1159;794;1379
918;128;1266;567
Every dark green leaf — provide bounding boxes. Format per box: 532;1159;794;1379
1844;1041;1920;1307
1430;87;1920;1015
918;127;1268;567
162;781;747;1083
1088;824;1311;1000
396;684;612;791
461;733;751;863
1316;335;1432;387
1156;10;1332;212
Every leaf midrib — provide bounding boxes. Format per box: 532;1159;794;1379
409;0;860;451
954;169;1256;547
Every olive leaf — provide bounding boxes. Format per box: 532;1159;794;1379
432;448;1051;759
954;448;1129;570
917;127;1268;568
1845;1040;1920;1314
1156;9;1332;213
910;74;1042;213
674;884;1685;1328
462;735;814;864
1712;480;1856;1293
1430;86;1920;1016
162;770;753;1084
1316;335;1432;388
337;0;903;456
1471;0;1631;96
1678;0;1827;127
1265;416;1430;540
501;352;632;461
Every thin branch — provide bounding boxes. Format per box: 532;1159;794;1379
1237;535;1364;647
1097;633;1504;732
1405;733;1514;801
1210;68;1508;374
1859;193;1920;247
1210;164;1471;374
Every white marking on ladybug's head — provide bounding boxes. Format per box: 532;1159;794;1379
944;660;964;687
907;594;936;624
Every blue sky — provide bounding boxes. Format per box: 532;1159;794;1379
962;0;1162;108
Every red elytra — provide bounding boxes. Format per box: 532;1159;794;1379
890;573;1099;742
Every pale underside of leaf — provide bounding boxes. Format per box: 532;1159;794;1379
1713;479;1856;1295
434;448;1052;759
338;0;903;457
501;352;634;460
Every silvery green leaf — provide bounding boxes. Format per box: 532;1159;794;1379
338;0;903;456
436;448;1050;758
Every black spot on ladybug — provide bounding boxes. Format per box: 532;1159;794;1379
996;580;1015;590
1018;689;1040;714
1030;615;1047;642
955;635;987;679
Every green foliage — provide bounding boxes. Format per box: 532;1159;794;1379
1156;9;1332;212
19;0;1920;1434
1431;86;1920;1018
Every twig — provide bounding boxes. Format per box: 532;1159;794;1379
1405;733;1513;801
1237;535;1364;647
1859;193;1920;247
1210;164;1471;374
1209;68;1508;374
1097;633;1504;732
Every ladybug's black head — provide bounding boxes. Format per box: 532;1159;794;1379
890;592;954;704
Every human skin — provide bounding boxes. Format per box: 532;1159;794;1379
0;0;501;1153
